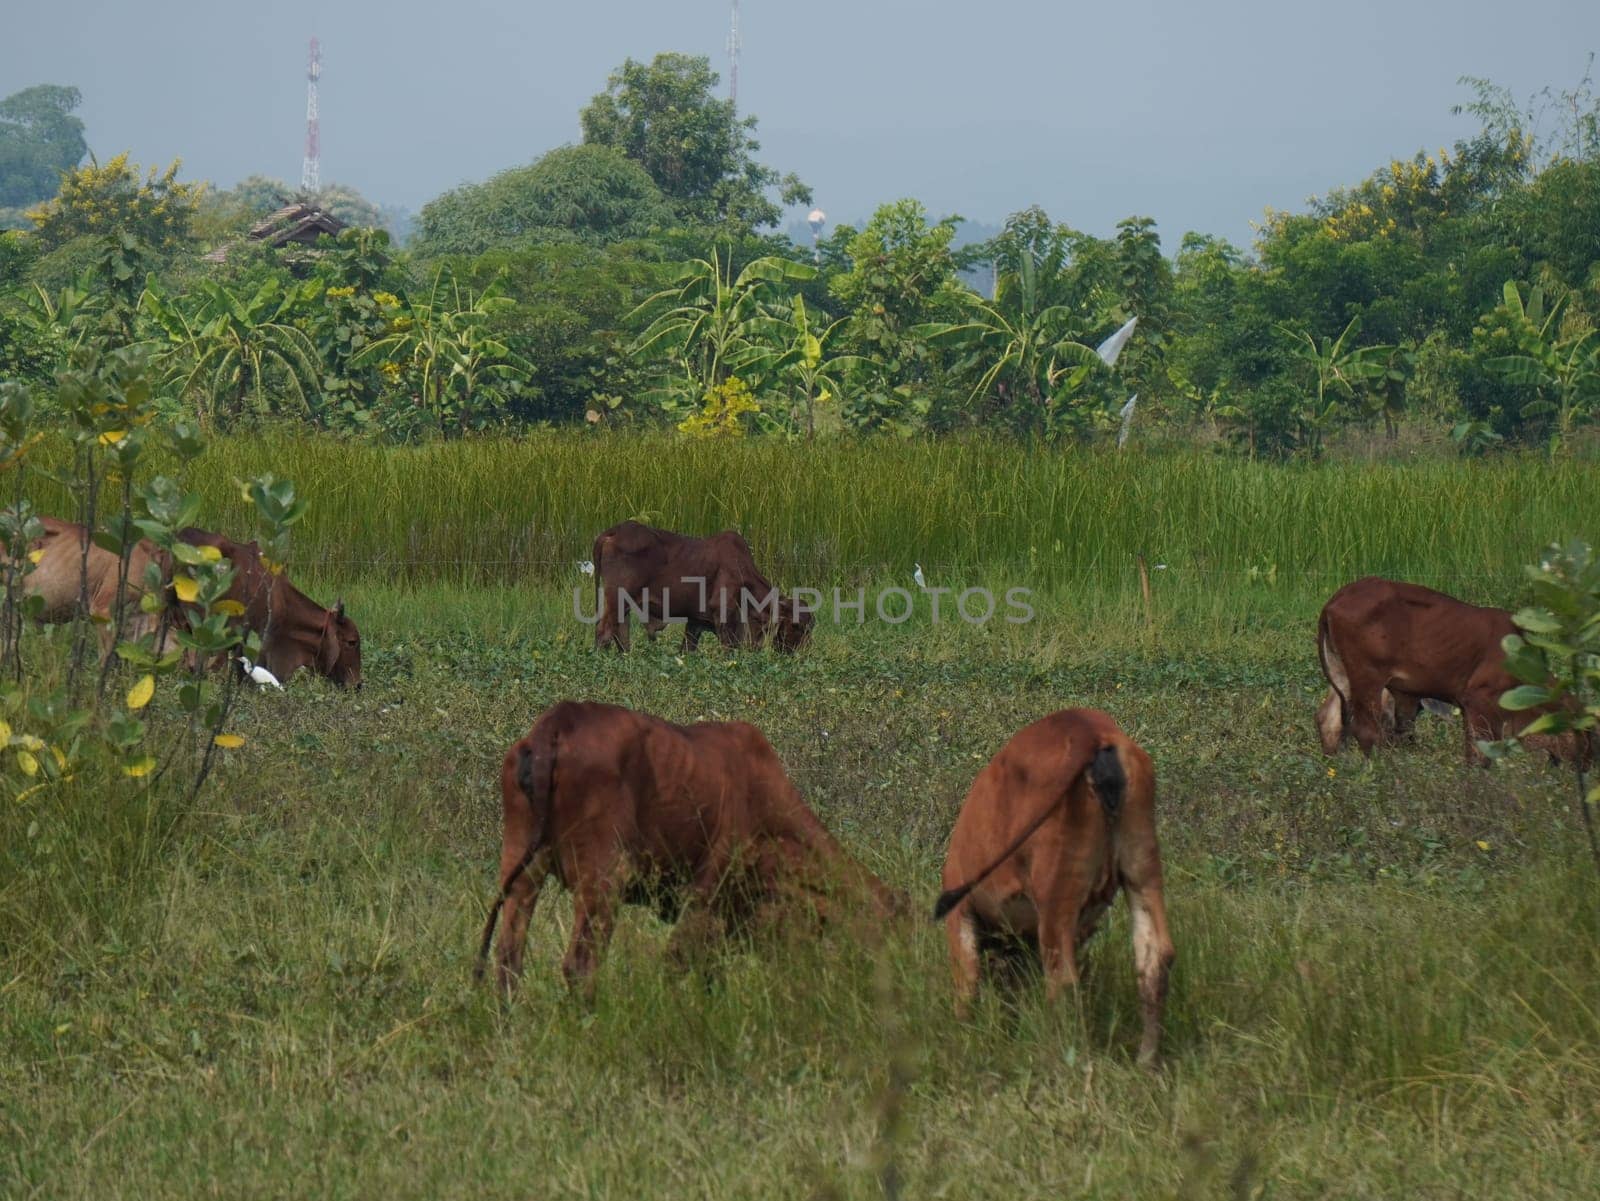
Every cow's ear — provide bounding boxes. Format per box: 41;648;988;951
334;598;345;620
318;611;341;675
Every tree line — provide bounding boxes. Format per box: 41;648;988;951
2;52;1598;455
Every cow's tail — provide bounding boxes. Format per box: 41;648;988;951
1317;611;1350;715
474;716;559;980
932;736;1124;921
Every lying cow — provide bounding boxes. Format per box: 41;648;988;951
19;517;179;656
934;708;1175;1066
477;700;904;994
178;527;362;688
591;521;812;653
1315;576;1587;764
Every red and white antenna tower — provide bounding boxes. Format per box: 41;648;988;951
301;37;321;193
727;1;741;110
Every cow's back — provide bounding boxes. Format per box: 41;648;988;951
1322;576;1514;697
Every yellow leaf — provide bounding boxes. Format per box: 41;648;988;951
26;549;44;565
126;674;155;711
16;750;39;777
98;430;127;446
196;545;222;562
173;575;199;603
50;746;67;770
123;756;157;778
1475;840;1491;852
0;720;8;742
215;600;246;617
213;733;245;749
16;778;56;804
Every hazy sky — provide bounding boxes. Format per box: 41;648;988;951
5;1;1598;246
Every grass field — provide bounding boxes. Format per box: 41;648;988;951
4;439;1599;1198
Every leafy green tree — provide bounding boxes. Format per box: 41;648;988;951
1507;158;1600;291
26;153;203;252
443;241;661;424
412;145;673;257
0;85;87;211
1111;216;1173;401
829;200;964;433
580;53;809;231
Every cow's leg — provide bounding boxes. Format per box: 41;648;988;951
594;587;630;652
1038;894;1086;1006
680;621;708;653
1344;672;1391;753
1388;690;1421;744
1122;874;1176;1068
666;856;736;971
1459;691;1503;766
494;848;552;993
561;875;621;1000
945;906;982;1020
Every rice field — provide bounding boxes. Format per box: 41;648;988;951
4;435;1599;1198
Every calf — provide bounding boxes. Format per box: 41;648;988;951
477;700;903;994
591;520;812;653
1315;576;1588;764
935;708;1174;1066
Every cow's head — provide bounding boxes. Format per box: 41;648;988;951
770;598;814;653
317;599;363;689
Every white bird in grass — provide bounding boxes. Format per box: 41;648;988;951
1096;315;1139;368
913;563;927;590
238;656;283;691
1116;394;1139;449
578;559;595;576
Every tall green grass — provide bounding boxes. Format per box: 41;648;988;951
28;435;1600;600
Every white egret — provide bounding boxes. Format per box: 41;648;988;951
1116;394;1138;449
913;563;927;589
578;559;595;576
238;656;283;691
1096;316;1139;368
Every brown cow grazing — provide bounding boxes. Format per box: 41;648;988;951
591;520;812;653
1316;576;1588;765
20;517;179;655
178;527;362;688
476;700;903;994
934;709;1175;1066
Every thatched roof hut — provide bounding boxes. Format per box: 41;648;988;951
202;203;347;264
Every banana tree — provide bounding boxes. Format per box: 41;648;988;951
353;270;532;438
741;294;862;438
141;278;322;431
914;268;1104;431
629;249;817;415
1489;281;1600;451
1275;316;1389;456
